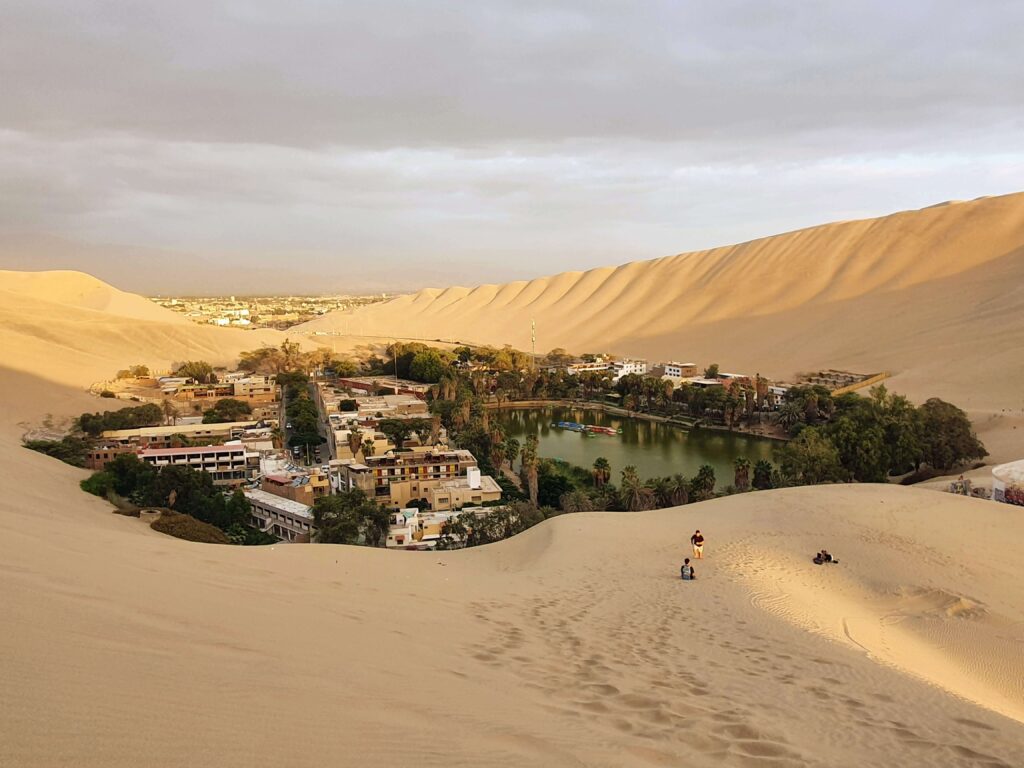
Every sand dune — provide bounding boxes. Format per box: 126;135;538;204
3;198;1024;765
298;193;1024;461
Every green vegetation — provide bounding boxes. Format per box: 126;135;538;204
280;374;325;450
202;398;253;423
780;385;987;481
80;454;269;545
151;511;231;544
175;360;217;383
24;435;92;467
116;365;151;379
78;403;163;436
312;489;389;546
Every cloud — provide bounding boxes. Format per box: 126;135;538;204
0;1;1021;292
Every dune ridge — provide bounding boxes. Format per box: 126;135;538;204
2;196;1024;765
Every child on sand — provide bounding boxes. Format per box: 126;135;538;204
690;530;705;559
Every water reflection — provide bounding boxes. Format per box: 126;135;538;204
496;406;776;481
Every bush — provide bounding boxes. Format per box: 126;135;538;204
24;436;92;467
151;511;231;544
81;472;114;497
100;390;116;398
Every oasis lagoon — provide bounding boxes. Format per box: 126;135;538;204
494;406;777;483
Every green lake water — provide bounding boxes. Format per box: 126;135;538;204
494;406;777;483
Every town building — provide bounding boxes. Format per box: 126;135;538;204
332;448;484;507
992;460;1024;506
85;442;136;470
609;359;648;380
100;420;270;449
244;488;314;542
261;469;331;506
664;362;698;379
138;443;259;486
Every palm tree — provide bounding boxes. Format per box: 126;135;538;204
361;439;376;458
691;464;717;501
161;399;179;426
520;434;539;507
560;489;594;513
668;473;689;506
620;465;654;511
778;401;804;432
734;457;751;492
648;476;673;508
752;459;774;490
592;457;611;488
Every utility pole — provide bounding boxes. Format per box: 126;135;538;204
394;340;400;394
531;318;536;371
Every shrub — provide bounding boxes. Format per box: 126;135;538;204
100;390;116;398
81;472;114;497
25;436;92;467
151;511;230;544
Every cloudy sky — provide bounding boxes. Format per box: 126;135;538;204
1;1;1022;294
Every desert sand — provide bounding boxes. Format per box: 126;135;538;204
299;192;1024;461
2;196;1024;766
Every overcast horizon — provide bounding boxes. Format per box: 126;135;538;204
1;1;1022;295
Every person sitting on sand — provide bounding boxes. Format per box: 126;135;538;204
681;558;695;580
813;549;839;565
690;530;705;559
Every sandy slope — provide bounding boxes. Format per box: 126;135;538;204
2;205;1024;765
2;377;1023;767
298;193;1024;460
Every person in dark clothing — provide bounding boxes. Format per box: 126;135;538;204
690;530;705;559
681;558;695;580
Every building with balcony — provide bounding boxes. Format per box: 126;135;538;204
333;449;481;507
101;420;268;449
138;443;259;486
244;488;314;542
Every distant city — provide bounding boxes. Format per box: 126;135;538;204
149;294;396;330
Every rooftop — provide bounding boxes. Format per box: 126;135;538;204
243;488;314;519
102;420;263;438
140;444;249;457
993;460;1024;486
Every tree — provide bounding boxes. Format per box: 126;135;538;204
733;457;751;492
667;473;689;506
504;437;520;470
592;457;611;488
161;399;179;426
520;434;539;507
620;465;654;511
690;464;717;501
361;439;376;458
226;489;251;528
202;398;253;424
704;363;720;379
409;349;451;383
918;398;987;471
312;490;385;545
538;469;573;509
779;428;844;485
752;460;775;490
559;489;594;513
378;419;413;450
175;361;217;384
778;401;805;433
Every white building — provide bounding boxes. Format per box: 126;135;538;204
244;488;314;542
609;359;648;380
992;460;1024;505
664;362;698;379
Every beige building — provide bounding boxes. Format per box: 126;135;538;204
334;449;481;507
261;470;331;506
138;443;259;486
101;420;267;449
244;489;313;542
